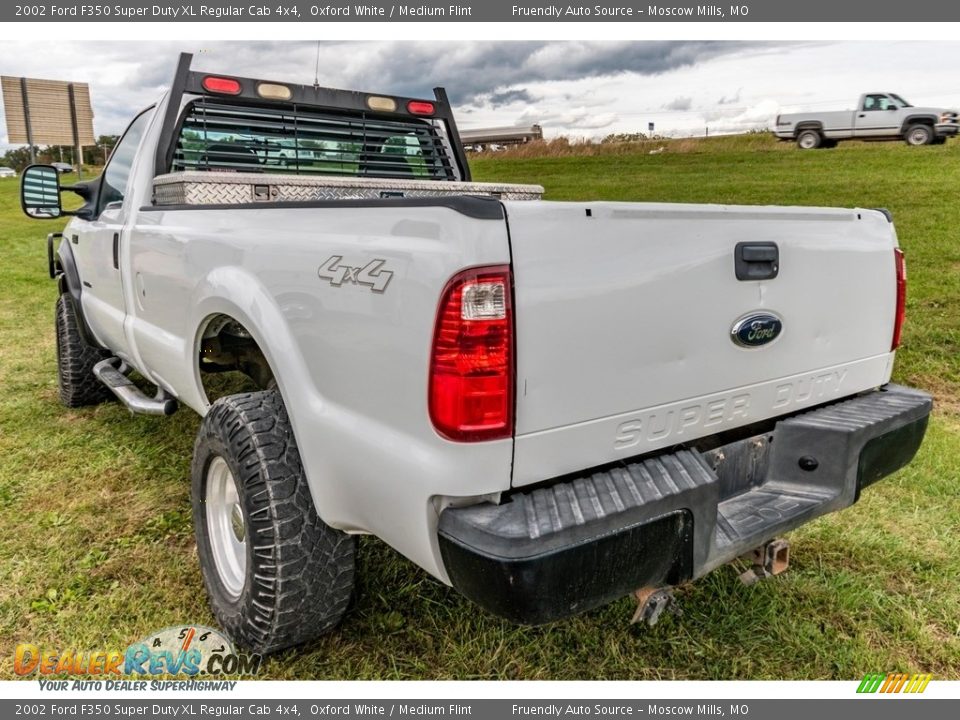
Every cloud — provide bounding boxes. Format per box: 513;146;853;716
663;96;693;111
300;41;758;105
515;105;618;131
5;40;959;145
486;88;536;108
0;40;763;147
702;99;782;133
718;88;742;105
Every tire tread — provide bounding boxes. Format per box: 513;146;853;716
55;294;111;407
193;389;356;654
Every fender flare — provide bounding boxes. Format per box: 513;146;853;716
54;237;103;349
187;267;340;521
187;266;316;418
793;122;824;139
899;114;938;134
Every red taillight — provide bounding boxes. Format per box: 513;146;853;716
429;266;514;442
407;100;435;116
892;248;907;350
202;76;242;95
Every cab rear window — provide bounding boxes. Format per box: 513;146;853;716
171;98;456;180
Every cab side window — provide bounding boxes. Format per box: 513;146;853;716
99;109;152;214
862;95;886;111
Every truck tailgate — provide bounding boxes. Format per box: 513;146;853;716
505;201;899;487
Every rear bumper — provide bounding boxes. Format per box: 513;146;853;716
438;384;931;624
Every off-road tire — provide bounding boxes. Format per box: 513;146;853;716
55;294;111;407
192;389;356;654
796;129;822;149
904;124;933;146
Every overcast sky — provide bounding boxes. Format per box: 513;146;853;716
2;40;960;151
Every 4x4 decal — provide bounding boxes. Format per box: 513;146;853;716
318;256;394;293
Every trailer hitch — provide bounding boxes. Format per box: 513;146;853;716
738;538;790;586
630;586;681;627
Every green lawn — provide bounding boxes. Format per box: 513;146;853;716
1;135;958;680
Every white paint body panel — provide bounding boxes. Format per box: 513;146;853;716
504;200;898;486
64;91;900;582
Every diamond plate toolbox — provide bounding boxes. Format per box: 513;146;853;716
152;171;544;206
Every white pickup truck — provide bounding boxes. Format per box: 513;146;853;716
21;54;931;653
775;92;960;148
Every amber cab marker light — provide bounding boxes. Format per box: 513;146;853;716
257;83;292;101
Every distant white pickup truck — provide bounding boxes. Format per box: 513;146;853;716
20;55;932;654
775;92;960;148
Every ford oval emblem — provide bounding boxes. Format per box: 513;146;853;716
731;312;783;348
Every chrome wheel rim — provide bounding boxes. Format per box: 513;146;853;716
799;133;817;149
908;128;928;145
206;456;246;599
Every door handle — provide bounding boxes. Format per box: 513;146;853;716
858;113;866;118
112;233;119;270
734;242;779;281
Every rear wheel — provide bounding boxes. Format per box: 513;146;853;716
796;129;822;150
192;389;356;654
904;124;933;146
54;294;111;407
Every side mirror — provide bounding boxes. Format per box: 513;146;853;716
20;165;63;219
888;105;898;111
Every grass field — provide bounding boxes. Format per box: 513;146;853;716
1;134;958;680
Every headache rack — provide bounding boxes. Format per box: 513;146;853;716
151;53;543;207
154;52;473;182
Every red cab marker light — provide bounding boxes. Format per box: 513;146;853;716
407;101;435;116
202;76;242;95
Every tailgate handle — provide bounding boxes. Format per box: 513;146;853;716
735;242;779;281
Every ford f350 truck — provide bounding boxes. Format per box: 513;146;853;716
775;92;960;148
20;54;931;653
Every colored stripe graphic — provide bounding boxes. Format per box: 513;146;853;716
857;673;886;693
858;673;932;694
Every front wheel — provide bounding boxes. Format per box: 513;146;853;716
796;129;822;150
192;389;356;654
904;124;933;146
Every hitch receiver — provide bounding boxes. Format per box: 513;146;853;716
738;538;790;586
630;587;680;627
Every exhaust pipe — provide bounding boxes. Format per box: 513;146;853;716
93;358;178;416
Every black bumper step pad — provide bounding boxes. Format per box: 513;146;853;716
439;384;932;624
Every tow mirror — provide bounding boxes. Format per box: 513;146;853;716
20;165;63;219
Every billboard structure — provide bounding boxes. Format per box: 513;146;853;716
1;76;95;177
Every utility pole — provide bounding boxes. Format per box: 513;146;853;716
19;77;36;164
68;83;84;180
